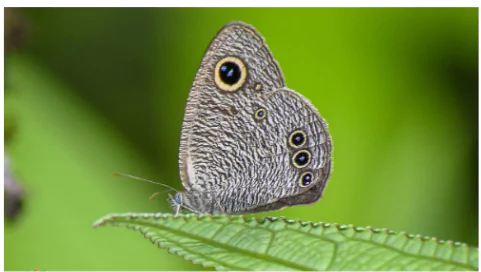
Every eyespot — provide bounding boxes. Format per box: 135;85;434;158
289;130;307;148
299;172;313;187
214;56;247;92
254;108;267;121
292;149;311;168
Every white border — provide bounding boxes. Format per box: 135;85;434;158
1;6;479;272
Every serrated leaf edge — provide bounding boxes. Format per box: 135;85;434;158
93;213;478;270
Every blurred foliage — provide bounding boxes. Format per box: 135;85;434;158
4;8;478;270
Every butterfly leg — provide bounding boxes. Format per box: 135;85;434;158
175;203;181;216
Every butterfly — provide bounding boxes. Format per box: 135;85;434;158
168;22;333;215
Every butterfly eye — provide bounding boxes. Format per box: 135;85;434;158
292;149;311;168
174;193;182;204
289;130;307;148
214;56;247;92
299;172;313;187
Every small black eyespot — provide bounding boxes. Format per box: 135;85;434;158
289;130;307;148
255;108;267;120
292;150;311;168
219;61;241;85
299;172;313;187
295;152;309;165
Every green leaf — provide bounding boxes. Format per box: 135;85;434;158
93;213;478;271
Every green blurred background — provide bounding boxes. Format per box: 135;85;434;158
4;8;478;270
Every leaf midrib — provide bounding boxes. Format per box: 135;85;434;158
114;219;314;270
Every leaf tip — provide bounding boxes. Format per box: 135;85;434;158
92;213;120;228
92;218;107;228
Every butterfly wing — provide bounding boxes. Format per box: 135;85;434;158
179;22;285;190
213;88;332;213
178;22;332;214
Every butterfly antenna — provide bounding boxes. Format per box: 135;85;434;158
113;172;180;193
149;191;161;200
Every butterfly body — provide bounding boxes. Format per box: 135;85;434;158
172;22;332;215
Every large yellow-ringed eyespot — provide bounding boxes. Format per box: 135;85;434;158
292;149;311;168
289;130;307;148
254;108;267;121
299;172;314;187
214;56;247;92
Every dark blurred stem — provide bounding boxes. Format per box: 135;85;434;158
4;154;24;220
